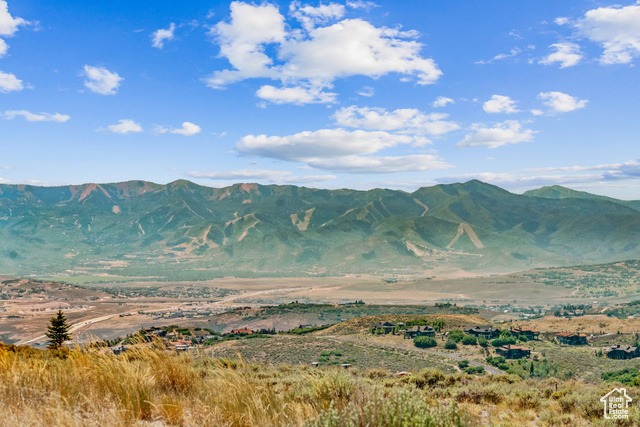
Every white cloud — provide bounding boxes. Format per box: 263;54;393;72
0;70;22;92
151;23;176;49
346;1;379;11
3;110;70;122
236;127;451;173
575;3;640;64
237;128;416;160
433;96;454;108
170;121;201;136
83;65;123;95
483;95;520;114
539;42;583;68
106;119;143;134
475;48;521;64
530;109;544;116
206;2;441;104
256;84;337;104
457;120;536;149
0;0;26;58
333;106;459;135
304;154;451;174
555;17;569;26
290;2;345;31
538;91;588;113
357;86;374;97
187;168;336;184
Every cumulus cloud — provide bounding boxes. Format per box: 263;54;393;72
0;0;26;58
574;3;640;65
3;110;70;122
333;106;459;135
538;91;588;113
171;121;201;136
0;70;22;92
83;65;123;95
483;95;520;114
539;42;583;68
433;96;454;108
106;119;143;134
256;84;337;104
290;1;345;31
206;2;441;104
151;23;176;49
235;127;450;174
187;168;336;184
237;128;417;160
457;120;536;149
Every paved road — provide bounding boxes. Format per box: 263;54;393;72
322;335;503;375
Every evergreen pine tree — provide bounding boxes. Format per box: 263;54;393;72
46;310;71;349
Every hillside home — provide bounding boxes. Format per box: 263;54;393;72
511;327;539;340
231;328;254;335
495;345;531;359
464;326;500;339
556;333;588;345
607;345;640;360
370;322;404;334
403;325;436;339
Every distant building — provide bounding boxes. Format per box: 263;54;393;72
495;344;531;359
143;327;167;337
511;327;539;340
607;345;640;360
111;345;127;355
556;333;588;345
370;322;404;334
231;328;253;335
403;325;436;339
464;326;499;339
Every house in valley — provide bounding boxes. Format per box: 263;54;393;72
495;344;531;359
556;333;588;345
403;325;436;339
464;325;499;339
606;345;639;360
511;327;539;340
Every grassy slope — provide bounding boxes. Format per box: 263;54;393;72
1;343;638;426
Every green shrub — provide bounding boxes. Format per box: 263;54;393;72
478;338;488;347
461;335;477;345
448;330;465;343
458;360;469;369
413;336;438;348
444;340;458;350
464;366;485;375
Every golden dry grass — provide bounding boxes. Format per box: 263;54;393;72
0;342;639;426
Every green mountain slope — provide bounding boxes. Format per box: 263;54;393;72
1;180;639;279
524;185;640;211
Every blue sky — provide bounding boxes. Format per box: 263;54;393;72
1;1;639;198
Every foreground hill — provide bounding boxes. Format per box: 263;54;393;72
1;180;640;279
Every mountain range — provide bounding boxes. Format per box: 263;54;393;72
1;180;639;280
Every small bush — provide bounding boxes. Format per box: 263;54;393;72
444;340;458;350
448;330;465;343
461;335;477;345
413;336;438;348
458;360;469;369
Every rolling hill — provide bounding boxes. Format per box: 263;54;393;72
1;180;639;279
